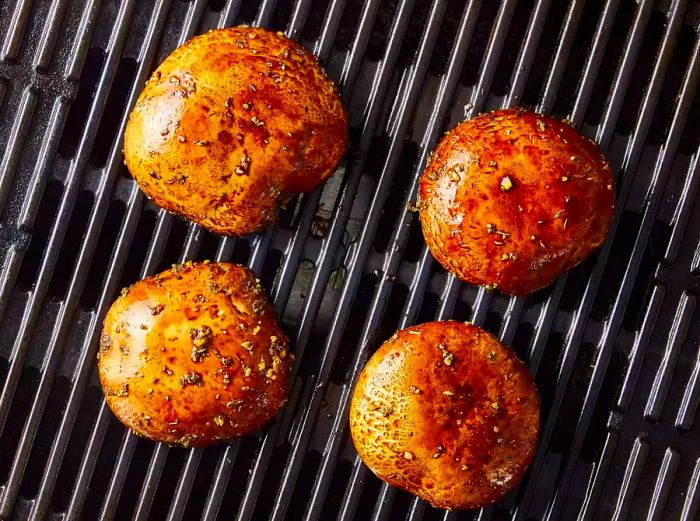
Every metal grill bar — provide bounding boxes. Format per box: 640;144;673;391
0;87;37;212
648;447;682;520
518;1;694;518
1;0;32;60
64;0;103;80
682;459;700;520
537;0;583;116
265;0;430;516
0;1;698;520
0;2;142;517
569;0;622;124
24;1;177;517
362;1;527;518
596;0;655;150
613;436;649;520
184;2;355;517
93;0;388;517
298;2;455;519
0;91;69;322
666;152;700;263
645;292;694;421
33;0;69;70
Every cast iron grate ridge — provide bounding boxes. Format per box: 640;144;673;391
0;0;698;520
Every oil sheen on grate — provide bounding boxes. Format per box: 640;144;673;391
0;0;699;520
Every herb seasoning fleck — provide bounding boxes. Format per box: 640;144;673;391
180;371;203;388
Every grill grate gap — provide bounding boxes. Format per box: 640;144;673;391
427;0;463;77
90;56;137;168
79;198;126;311
365;0;399;62
402;216;424;263
513;320;534;361
251;442;292;520
453;294;472;323
459;2;500;87
79;414;126;520
157;218;190;272
20;376;72;499
302;0;332;43
113;438;157;519
492;0;535;97
214;435;260;515
552;0;607;118
260;248;284;292
147;447;188;521
580;350;627;464
330;272;378;386
271;1;295;32
416;287;440;324
207;0;227;13
678;86;700;155
373;139;419;252
319;457;352;520
584;0;637;127
559;253;600;314
647;24;696;147
231;237;251;265
533;332;565;418
484;310;503;338
355;457;383;519
520;0;571;109
333;0;365;53
378;281;409;346
239;0;264;23
620;224;671;332
48;189;94;302
396;1;431;69
549;341;597;455
0;366;40;485
180;445;227;520
57;47;105;160
50;384;104;513
17;178;64;292
118;208;157;289
616;9;667;137
197;230;221;263
287;448;322;519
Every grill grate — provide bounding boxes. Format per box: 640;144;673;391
0;0;699;520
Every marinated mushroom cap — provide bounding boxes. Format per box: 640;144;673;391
98;261;291;447
350;321;540;510
124;26;348;236
419;108;614;296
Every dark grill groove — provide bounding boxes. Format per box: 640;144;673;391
0;0;698;520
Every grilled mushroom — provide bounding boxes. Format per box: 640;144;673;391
350;321;540;510
419;108;614;295
124;26;347;236
98;261;291;447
